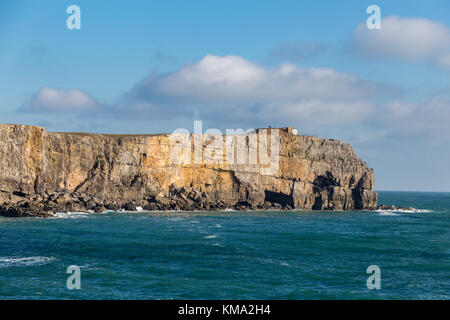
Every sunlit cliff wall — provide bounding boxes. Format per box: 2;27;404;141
0;124;377;216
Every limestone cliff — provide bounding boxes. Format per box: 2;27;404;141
0;124;377;217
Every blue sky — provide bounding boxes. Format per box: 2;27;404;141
1;0;450;191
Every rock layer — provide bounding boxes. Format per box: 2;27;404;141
0;124;377;217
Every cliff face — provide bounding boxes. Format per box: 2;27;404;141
0;124;377;216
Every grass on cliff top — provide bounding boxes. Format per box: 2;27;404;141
53;131;324;140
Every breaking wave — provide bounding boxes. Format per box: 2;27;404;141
378;211;401;216
53;211;91;219
0;256;56;268
397;208;432;213
376;208;432;214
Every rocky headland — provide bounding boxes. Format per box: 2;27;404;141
0;124;377;217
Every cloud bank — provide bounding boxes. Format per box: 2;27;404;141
17;54;449;142
117;54;396;126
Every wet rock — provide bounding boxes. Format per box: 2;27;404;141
123;203;137;211
94;205;106;213
377;204;414;211
105;203;120;211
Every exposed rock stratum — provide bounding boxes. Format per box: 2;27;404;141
0;124;377;217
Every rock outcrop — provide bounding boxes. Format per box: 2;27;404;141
0;124;377;217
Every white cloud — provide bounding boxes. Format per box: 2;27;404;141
20;87;101;112
119;54;395;125
353;16;450;69
152;54;266;103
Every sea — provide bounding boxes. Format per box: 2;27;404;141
0;191;448;299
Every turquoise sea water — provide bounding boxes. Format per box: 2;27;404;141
0;191;449;299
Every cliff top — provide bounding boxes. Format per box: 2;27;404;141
0;123;331;141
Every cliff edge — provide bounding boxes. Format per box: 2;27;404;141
0;124;377;217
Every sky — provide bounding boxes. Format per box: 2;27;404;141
0;0;449;192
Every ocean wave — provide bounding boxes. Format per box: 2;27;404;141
376;208;432;214
204;235;218;239
399;208;432;213
52;211;91;219
0;256;56;268
378;211;401;216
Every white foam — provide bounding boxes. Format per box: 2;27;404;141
204;235;218;239
52;211;91;219
0;256;56;268
135;206;144;212
376;208;432;214
378;211;400;216
398;208;432;213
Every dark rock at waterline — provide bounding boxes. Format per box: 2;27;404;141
377;204;414;211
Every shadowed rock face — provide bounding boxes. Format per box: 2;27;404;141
0;124;377;217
